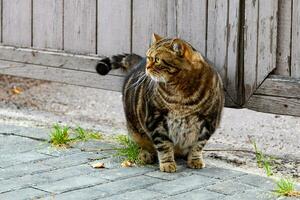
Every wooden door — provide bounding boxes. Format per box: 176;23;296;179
245;0;300;116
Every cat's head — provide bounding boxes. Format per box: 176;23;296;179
146;33;204;83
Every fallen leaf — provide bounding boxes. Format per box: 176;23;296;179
121;160;134;168
11;86;23;95
91;162;105;169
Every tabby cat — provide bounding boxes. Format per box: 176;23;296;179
96;34;224;173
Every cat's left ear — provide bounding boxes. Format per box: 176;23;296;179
172;39;203;62
152;33;163;43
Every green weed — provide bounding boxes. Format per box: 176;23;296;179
114;135;141;164
74;126;103;141
274;178;300;197
251;139;273;176
49;124;102;146
50;124;70;146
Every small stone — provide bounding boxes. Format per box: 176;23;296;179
91;162;105;169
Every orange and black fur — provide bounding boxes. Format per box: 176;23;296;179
96;34;224;173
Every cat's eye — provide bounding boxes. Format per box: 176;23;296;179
147;57;153;62
155;57;160;63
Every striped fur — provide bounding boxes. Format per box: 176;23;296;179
96;34;224;172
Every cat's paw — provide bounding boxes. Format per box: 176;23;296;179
138;150;155;164
187;159;205;169
159;162;177;173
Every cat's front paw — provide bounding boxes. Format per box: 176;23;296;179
187;159;205;169
159;162;177;173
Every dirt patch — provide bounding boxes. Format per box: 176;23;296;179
0;75;49;109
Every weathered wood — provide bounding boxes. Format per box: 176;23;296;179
166;0;177;38
291;0;300;78
2;0;32;47
244;0;258;101
176;0;207;54
257;0;278;84
64;0;97;54
207;0;228;85
132;0;168;56
0;46;125;76
97;0;131;56
255;75;300;99
226;0;240;104
274;0;292;76
246;95;300;117
0;60;124;92
33;0;63;50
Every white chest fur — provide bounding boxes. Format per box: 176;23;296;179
167;114;202;150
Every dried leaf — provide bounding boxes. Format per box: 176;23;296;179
91;162;105;169
121;160;134;168
11;86;23;95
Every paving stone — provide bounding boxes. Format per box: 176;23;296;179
0;174;46;193
88;156;121;169
102;189;165;200
0;151;51;168
0;124;50;140
223;189;275;200
170;189;226;200
93;175;162;195
0;162;54;179
145;169;191;180
193;167;246;180
37;164;97;182
37;146;82;157
34;174;108;194
91;167;155;181
42;187;109;200
148;175;217;195
0;187;48;200
0;135;41;153
206;180;254;195
236;174;276;191
39;152;103;169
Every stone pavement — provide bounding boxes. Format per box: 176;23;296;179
0;123;298;200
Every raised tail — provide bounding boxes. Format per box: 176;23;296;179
96;54;143;75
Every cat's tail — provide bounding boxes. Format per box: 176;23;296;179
96;54;143;75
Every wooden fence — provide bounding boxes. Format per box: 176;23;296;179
0;0;299;116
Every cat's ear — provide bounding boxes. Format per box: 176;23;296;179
171;39;185;57
172;39;203;62
152;33;163;43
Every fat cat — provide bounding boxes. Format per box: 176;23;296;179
96;34;224;173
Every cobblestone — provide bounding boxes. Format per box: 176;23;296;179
0;123;298;200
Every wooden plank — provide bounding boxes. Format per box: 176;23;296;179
226;0;240;104
255;75;300;99
274;0;292;76
176;0;207;54
0;46;125;76
166;0;177;38
257;0;278;84
97;0;131;56
0;60;124;92
244;0;258;101
64;0;97;54
2;0;32;47
207;0;228;85
246;95;300;117
291;0;300;78
32;0;63;50
132;0;168;56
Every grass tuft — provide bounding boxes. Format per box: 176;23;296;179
49;124;103;146
114;135;141;164
50;124;70;146
74;126;103;141
251;139;273;177
274;178;300;197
